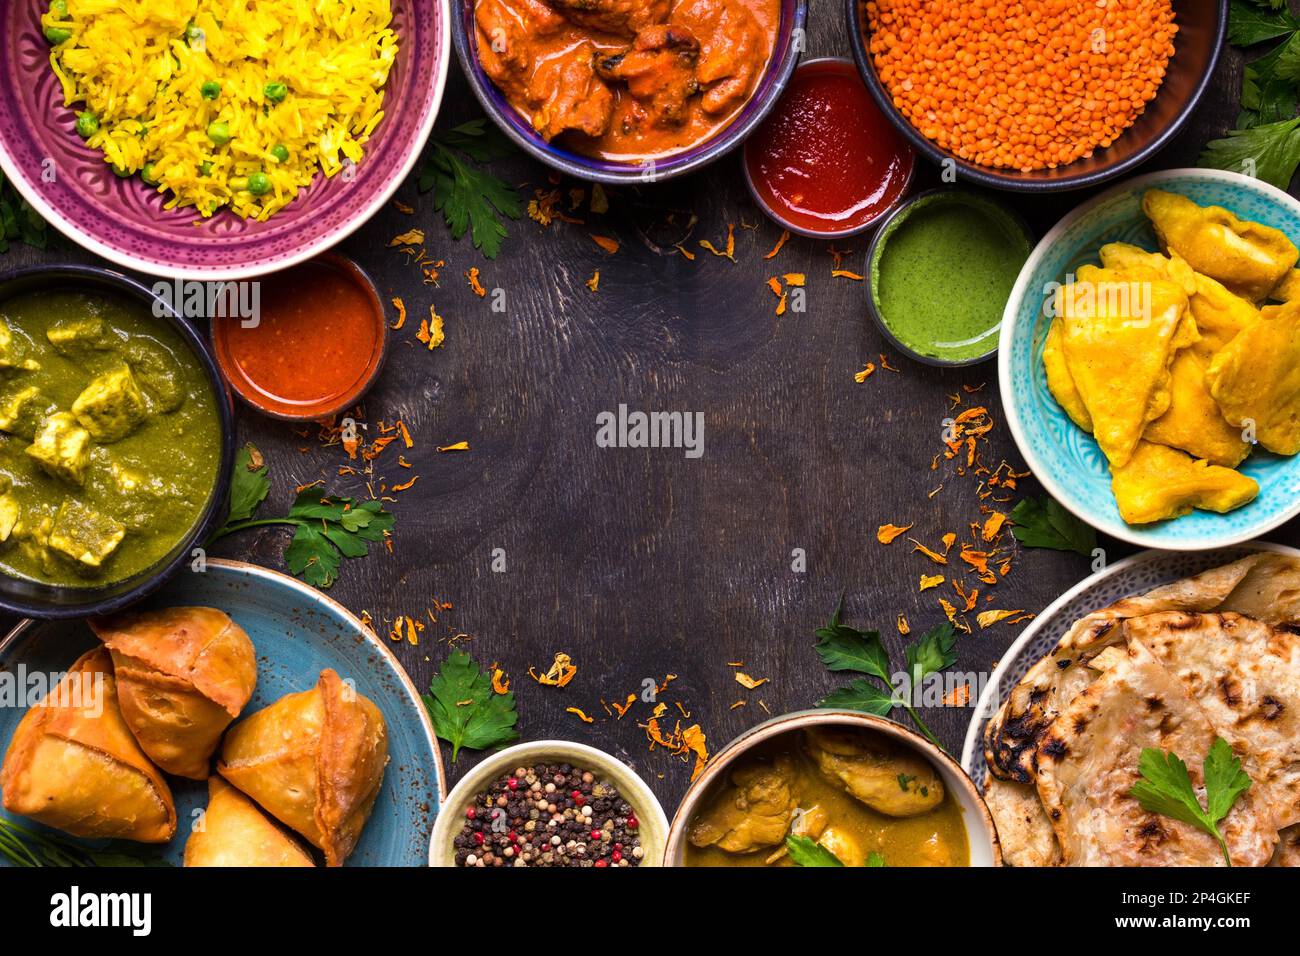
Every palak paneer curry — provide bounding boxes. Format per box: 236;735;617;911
0;290;220;587
475;0;780;162
685;726;970;867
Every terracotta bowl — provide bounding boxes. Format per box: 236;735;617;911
665;709;1002;867
429;740;669;867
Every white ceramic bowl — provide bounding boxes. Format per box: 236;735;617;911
429;740;669;867
665;709;1001;867
999;168;1300;550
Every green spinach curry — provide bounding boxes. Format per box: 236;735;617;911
0;290;220;587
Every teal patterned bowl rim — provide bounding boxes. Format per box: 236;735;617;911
998;168;1300;550
959;541;1300;781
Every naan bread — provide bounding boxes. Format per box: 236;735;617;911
983;777;1060;867
1036;637;1277;867
1124;611;1300;828
1271;824;1300;866
984;553;1300;782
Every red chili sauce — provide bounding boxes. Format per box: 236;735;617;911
214;256;385;419
745;59;914;235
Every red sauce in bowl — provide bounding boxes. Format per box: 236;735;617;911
212;255;387;420
744;58;914;237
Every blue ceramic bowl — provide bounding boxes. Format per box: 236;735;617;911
0;265;235;619
0;559;443;867
451;0;808;183
1000;168;1300;550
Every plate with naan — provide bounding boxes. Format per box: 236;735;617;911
962;543;1300;867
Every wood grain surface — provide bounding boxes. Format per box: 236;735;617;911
0;1;1283;822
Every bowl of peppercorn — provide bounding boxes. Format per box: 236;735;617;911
430;740;669;868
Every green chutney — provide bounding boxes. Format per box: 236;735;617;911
871;194;1030;364
0;290;221;587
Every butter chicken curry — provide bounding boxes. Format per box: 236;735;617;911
474;0;781;161
685;726;970;867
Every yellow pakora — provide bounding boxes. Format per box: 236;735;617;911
1143;189;1298;301
1110;440;1258;525
1042;319;1092;431
1207;298;1300;455
1144;349;1250;467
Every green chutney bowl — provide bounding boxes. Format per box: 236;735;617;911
866;189;1033;367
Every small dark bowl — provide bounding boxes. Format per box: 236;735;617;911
0;266;235;619
451;0;808;184
847;0;1228;192
866;188;1032;367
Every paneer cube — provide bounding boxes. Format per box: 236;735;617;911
0;319;39;372
25;413;91;486
0;492;18;542
48;499;125;569
71;365;147;442
0;385;54;440
45;317;118;354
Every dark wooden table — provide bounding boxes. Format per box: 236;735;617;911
0;1;1281;817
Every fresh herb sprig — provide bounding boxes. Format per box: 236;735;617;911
0;817;168;868
423;650;519;763
784;836;886;868
1199;0;1300;188
0;171;46;254
416;120;522;259
813;597;956;749
1128;737;1252;867
1009;495;1096;556
208;444;395;589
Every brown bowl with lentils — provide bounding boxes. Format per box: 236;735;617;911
429;741;669;867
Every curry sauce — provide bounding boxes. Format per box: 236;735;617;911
475;0;780;162
685;728;970;867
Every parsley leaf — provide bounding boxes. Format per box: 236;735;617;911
1009;496;1097;556
1229;0;1299;46
815;596;891;681
785;835;844;867
209;445;395;590
423;650;519;762
416;122;522;259
0;170;47;254
1199;116;1300;187
866;851;887;867
1128;737;1252;867
818;678;896;716
905;622;957;690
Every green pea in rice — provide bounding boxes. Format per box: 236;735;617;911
42;0;398;221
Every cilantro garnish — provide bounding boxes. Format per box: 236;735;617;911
1009;496;1096;556
209;443;395;589
1199;1;1300;187
423;650;519;763
0;817;168;867
416;120;522;259
1128;737;1253;867
813;596;956;749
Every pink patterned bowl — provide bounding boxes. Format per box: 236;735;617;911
0;0;448;280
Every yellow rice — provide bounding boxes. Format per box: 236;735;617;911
41;0;398;220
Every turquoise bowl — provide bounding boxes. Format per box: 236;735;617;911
0;559;442;866
999;168;1300;550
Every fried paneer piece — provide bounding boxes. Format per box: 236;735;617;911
544;0;670;37
48;499;126;569
1056;265;1192;468
25;412;91;486
72;365;148;443
1110;440;1258;524
527;42;615;141
1207;298;1300;455
0;385;55;440
0;320;39;372
597;25;701;128
1144;189;1299;301
1144;349;1251;467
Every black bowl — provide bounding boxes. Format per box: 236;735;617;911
847;0;1228;192
451;0;809;184
0;265;235;619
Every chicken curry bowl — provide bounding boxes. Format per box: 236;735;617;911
0;287;222;589
473;0;782;163
681;726;972;867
